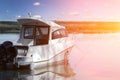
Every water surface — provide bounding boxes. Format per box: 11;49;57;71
1;33;120;80
0;34;19;44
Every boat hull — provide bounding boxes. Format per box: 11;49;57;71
17;47;72;70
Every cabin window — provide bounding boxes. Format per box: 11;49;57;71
36;27;49;39
24;27;34;39
35;26;49;45
52;29;68;39
60;29;68;37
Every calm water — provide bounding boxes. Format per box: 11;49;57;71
0;62;75;80
0;34;19;44
1;33;120;80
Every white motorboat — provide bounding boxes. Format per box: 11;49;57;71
0;17;74;70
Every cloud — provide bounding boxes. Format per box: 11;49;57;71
33;15;41;18
61;11;80;16
68;12;80;16
33;2;40;6
16;15;21;18
61;12;66;15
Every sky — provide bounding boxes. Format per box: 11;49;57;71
0;0;120;21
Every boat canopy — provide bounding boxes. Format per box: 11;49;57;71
17;18;65;32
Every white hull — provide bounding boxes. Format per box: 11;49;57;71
17;47;72;70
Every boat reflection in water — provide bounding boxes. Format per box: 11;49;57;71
0;61;75;80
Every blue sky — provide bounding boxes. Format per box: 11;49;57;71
0;0;70;21
0;0;120;21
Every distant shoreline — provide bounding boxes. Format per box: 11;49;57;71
1;28;120;34
1;21;120;34
0;28;20;33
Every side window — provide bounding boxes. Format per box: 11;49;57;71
52;29;68;39
52;30;61;39
60;29;68;37
24;27;34;39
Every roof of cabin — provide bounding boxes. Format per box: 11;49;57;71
17;18;65;32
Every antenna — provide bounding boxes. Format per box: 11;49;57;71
28;13;32;17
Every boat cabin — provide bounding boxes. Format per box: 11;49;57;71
17;18;68;46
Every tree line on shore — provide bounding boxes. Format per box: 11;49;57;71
1;21;120;33
0;21;19;33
